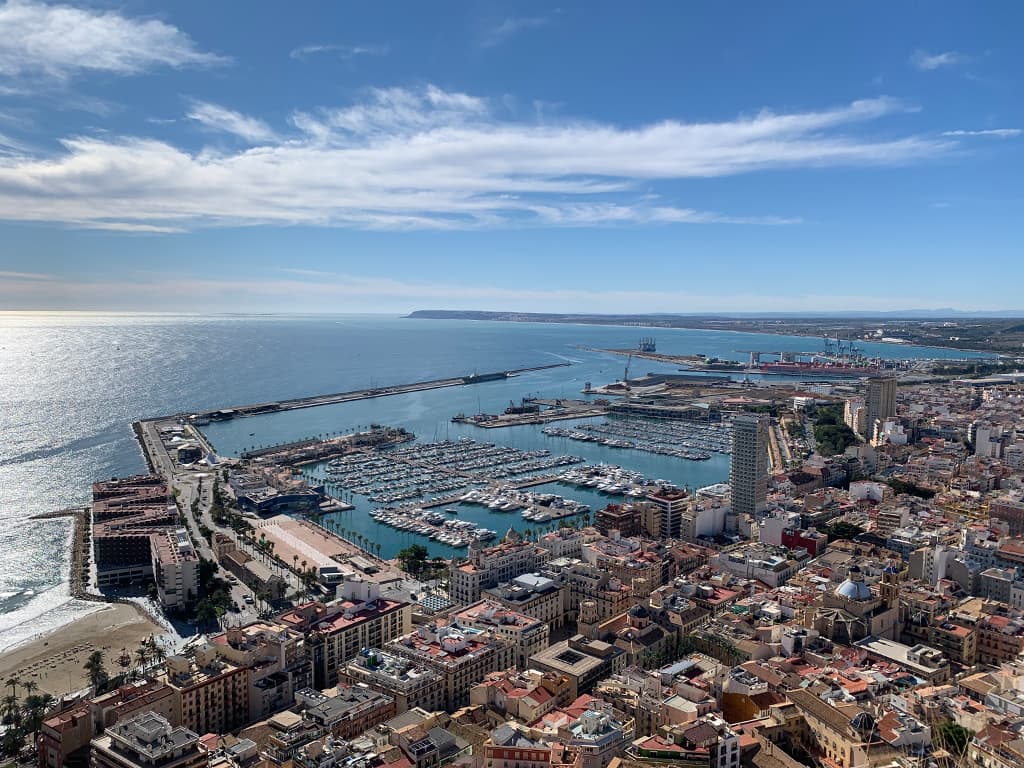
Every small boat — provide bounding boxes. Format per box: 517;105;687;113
446;507;459;515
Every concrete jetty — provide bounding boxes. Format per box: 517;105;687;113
186;362;571;423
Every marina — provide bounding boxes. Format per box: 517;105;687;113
320;437;585;505
368;484;595;547
542;416;733;459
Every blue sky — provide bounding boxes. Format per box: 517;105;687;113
0;1;1020;312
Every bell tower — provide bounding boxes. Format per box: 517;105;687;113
881;562;901;609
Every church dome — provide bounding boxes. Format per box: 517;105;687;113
628;604;650;619
836;579;872;601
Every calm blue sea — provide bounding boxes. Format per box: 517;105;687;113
0;312;990;650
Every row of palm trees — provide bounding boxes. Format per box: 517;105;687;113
239;427;375;457
1;677;55;756
82;636;169;693
320;519;384;559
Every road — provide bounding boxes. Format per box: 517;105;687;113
137;417;326;633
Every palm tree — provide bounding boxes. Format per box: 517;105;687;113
4;677;20;699
134;644;150;676
147;637;166;671
20;681;36;699
21;692;54;745
1;694;20;726
84;650;108;691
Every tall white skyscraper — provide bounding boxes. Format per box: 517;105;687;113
730;414;768;516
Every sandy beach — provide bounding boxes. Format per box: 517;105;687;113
0;603;168;699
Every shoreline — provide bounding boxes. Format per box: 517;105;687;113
0;602;168;699
405;315;1000;357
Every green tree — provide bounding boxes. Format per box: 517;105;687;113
196;599;219;627
397;544;429;575
824;521;866;541
936;721;973;758
887;478;936;500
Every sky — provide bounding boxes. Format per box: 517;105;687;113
0;1;1021;313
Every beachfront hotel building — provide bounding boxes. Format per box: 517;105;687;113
150;529;199;610
276;579;411;690
730;414;768;517
91;475;203;614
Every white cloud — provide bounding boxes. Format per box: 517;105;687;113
910;49;963;71
289;43;389;60
941;128;1021;138
0;0;226;80
0;87;954;232
483;16;548;48
186;101;276;143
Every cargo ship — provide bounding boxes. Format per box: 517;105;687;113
461;371;508;384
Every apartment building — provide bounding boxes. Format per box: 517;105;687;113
90;712;204;768
387;623;508;710
450;599;550;671
338;648;445;714
209;622;311;722
162;647;250;736
482;573;565;630
277;579;411;690
450;532;540;606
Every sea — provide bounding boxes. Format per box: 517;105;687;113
0;312;991;652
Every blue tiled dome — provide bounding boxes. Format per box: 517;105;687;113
836;579;872;601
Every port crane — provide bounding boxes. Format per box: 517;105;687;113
623;353;633;391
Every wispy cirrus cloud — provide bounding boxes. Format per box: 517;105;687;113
0;0;227;81
910;49;963;71
941;128;1021;138
0;87;957;233
0;270;967;314
0;270;52;280
186;101;277;143
289;43;389;60
482;16;548;48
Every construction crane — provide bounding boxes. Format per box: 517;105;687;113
623;353;633;391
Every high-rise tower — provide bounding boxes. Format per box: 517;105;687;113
866;377;897;439
730;414;769;516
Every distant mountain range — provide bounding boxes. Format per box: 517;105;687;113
408;309;1024;321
